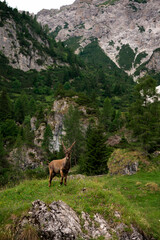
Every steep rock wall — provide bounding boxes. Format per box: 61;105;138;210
37;0;160;76
33;97;96;152
0;17;54;71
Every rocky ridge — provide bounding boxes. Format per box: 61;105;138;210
37;0;160;77
15;199;147;240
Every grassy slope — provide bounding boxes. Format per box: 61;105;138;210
0;171;160;239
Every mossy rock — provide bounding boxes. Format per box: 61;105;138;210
108;149;149;175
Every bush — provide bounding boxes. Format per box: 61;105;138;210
25;166;48;179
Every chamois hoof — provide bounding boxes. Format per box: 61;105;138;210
60;182;63;185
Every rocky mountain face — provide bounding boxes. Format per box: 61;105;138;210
0;18;53;71
0;2;70;72
37;0;160;78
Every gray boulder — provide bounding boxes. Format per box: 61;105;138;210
15;200;148;240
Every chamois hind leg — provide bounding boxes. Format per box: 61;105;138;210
64;174;68;186
60;169;64;185
49;169;55;187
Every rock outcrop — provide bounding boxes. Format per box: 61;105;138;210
8;145;45;170
33;97;97;152
15;200;146;240
37;0;160;76
0;18;54;71
108;149;149;175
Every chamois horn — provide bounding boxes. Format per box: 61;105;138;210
68;141;76;152
62;140;67;153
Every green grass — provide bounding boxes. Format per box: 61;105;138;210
99;0;119;6
0;171;160;239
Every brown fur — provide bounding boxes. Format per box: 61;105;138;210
49;141;75;186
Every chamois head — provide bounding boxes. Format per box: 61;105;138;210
62;141;76;160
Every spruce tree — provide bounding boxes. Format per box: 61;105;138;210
42;124;53;152
101;97;114;131
14;92;29;123
23;116;34;146
63;106;84;165
0;89;12;121
28;97;36;116
128;75;160;152
84;124;110;175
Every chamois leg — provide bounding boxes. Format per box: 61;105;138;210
64;174;67;186
49;169;55;187
60;170;64;185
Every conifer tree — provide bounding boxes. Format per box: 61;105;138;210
101;97;114;131
84;124;111;175
28;97;36;116
0;89;12;121
42;124;53;152
63;106;84;165
128;75;160;152
23;116;34;146
14;92;29;123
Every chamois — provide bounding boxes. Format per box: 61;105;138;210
49;141;76;186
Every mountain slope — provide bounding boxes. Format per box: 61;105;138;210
37;0;160;77
0;1;74;71
0;171;160;239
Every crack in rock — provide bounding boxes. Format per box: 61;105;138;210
15;200;150;240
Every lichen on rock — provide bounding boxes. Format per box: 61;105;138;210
15;200;146;240
108;149;149;175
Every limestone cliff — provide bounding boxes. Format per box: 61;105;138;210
0;19;54;71
37;0;160;77
33;97;96;152
0;2;69;72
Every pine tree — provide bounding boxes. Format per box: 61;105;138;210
28;97;36;116
84;124;111;175
101;97;114;131
128;75;160;152
14;92;29;123
1;119;18;144
0;89;12;121
23;116;34;146
63;106;84;165
42;124;53;152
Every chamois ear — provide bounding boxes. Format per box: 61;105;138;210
68;141;76;152
62;141;67;153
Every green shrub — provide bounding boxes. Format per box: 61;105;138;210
25;167;48;179
117;44;135;70
134;51;148;67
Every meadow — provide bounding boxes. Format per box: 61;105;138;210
0;170;160;239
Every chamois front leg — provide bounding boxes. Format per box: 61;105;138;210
60;169;64;185
64;174;68;186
